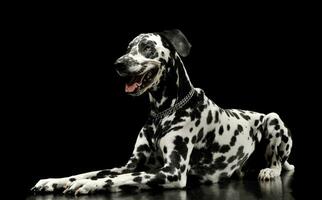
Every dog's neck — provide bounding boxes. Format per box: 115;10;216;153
148;54;193;113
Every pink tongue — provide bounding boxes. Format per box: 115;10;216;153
125;82;140;93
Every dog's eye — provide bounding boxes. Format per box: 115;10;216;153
144;46;152;52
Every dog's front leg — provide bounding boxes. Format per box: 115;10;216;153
31;158;143;194
65;132;193;195
32;127;153;193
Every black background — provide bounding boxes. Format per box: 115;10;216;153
6;3;315;198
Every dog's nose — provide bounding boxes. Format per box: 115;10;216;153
114;61;127;71
114;56;127;70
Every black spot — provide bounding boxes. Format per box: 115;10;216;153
275;125;280;130
276;132;280;137
230;164;237;170
163;146;168;154
167;175;178;182
234;130;239;136
215;155;226;163
190;149;203;165
184;137;189;144
119;185;139;192
139;132;143;138
180;165;186;172
219;145;230;153
109;174;118;178
69;178;76;182
192;135;197;144
219;172;228;181
273;161;277;166
268;134;273;139
215;111;219;123
227;155;237;163
146;173;166;188
137;144;150;152
286;144;290;151
162;166;174;173
173;136;188;159
145;175;151;179
254;120;259;126
207;110;213;124
197;128;204;142
224;110;231;117
169;151;181;169
269;119;279;126
249;127;256;140
227;125;230;131
91;177;98;180
205;129;216;147
282;134;289;143
237;125;243;132
96;170;119;178
230;136;237;146
195;119;201;127
133;176;142;183
231;112;240;119
236;146;244;158
52;184;58;189
161;51;165;56
103;179;113;188
190;127;193;132
271;145;275;150
213;161;227;170
211;142;220;152
219;126;224;135
131;172;141;176
260;115;264;121
240;113;251;120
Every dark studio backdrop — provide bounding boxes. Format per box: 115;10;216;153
9;4;313;198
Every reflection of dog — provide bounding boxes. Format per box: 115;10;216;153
32;29;294;195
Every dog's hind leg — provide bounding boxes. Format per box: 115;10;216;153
258;113;294;181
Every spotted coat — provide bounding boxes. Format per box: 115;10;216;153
32;30;294;195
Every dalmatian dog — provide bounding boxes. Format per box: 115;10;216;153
31;29;294;195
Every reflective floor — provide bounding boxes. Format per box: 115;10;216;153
26;171;295;200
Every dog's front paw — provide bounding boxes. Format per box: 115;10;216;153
258;168;281;181
63;179;105;195
31;177;69;193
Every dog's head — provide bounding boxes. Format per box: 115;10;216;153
115;29;191;96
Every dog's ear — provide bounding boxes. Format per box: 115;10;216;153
159;29;191;57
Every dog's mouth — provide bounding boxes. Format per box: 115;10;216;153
123;68;159;94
